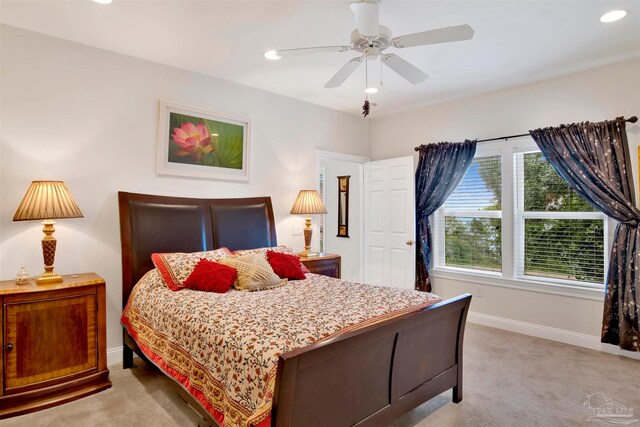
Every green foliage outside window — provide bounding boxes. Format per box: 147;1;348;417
522;153;603;283
523;153;593;212
445;217;501;271
445;156;502;272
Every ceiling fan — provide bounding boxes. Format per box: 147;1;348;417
264;0;475;89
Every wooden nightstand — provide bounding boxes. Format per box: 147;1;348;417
0;273;111;418
300;254;341;279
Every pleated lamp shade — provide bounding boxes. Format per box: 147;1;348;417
290;190;327;215
13;181;84;221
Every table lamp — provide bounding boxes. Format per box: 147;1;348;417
290;190;327;257
13;181;84;284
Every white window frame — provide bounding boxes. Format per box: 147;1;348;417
513;145;609;289
431;138;609;300
433;146;503;276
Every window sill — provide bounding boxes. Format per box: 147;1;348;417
430;268;605;301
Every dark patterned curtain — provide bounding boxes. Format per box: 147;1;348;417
415;140;477;292
529;118;640;351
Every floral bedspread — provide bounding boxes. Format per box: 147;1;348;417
121;270;442;427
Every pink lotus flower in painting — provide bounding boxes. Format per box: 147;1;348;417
171;122;214;163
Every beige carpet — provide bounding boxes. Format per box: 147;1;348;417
2;324;639;427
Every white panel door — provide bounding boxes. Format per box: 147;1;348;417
363;156;415;289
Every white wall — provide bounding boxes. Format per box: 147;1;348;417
371;59;640;348
0;25;370;356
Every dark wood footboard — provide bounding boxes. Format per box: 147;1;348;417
272;293;471;427
123;293;471;426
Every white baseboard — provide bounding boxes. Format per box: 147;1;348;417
107;346;123;367
467;311;640;360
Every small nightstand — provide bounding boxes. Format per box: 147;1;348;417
0;273;111;418
300;254;341;279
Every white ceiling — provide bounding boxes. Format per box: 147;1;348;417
1;0;639;117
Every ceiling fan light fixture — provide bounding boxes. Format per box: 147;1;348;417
600;10;627;22
264;50;281;60
364;87;378;94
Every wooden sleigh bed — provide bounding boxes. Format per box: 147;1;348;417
118;191;471;427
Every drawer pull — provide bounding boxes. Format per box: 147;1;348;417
6;343;13;351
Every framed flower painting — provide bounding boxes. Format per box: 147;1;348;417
157;101;250;181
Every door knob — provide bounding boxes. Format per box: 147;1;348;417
6;343;13;351
406;240;414;246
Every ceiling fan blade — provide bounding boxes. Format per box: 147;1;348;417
392;24;474;48
382;54;428;84
274;46;351;57
349;1;379;38
324;57;363;88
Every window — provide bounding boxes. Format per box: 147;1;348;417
433;141;608;288
515;152;606;284
440;155;502;272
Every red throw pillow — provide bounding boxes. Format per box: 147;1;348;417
266;251;306;280
183;259;237;293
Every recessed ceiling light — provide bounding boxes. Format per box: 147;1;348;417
600;10;627;23
264;50;281;60
364;87;378;94
93;0;112;3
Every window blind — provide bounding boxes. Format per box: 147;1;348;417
445;156;502;211
441;155;503;272
523;218;604;282
515;152;606;285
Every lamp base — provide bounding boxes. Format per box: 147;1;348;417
301;217;313;255
298;251;318;258
36;271;64;284
37;221;63;285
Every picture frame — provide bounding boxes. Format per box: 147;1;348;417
337;175;350;238
157;101;250;182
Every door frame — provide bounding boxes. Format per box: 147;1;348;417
315;150;370;282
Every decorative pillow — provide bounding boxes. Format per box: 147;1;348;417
232;245;293;257
151;248;231;291
266;251;306;280
220;253;286;291
183;259;237;293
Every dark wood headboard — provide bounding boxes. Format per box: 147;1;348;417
118;192;277;308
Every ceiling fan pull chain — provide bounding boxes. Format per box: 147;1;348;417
363;57;369;117
365;57;369;92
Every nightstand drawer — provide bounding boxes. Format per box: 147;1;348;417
301;254;341;279
3;288;98;393
0;273;111;419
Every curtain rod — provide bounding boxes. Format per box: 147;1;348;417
414;116;638;150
